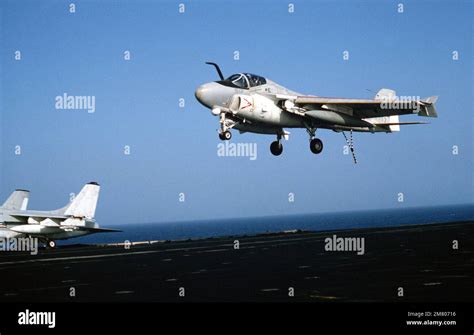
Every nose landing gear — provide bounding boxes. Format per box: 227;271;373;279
219;130;232;141
218;113;234;141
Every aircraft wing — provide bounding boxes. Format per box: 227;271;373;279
292;96;438;118
10;212;67;223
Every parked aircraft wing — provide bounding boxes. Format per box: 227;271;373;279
10;212;67;223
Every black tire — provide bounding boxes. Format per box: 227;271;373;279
270;141;283;156
219;133;225;140
310;138;323;154
223;131;232;140
48;240;56;248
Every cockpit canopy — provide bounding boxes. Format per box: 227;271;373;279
225;73;267;89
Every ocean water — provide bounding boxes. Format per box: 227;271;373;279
59;204;474;245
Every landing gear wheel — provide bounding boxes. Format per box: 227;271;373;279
219;133;225;140
310;138;323;154
222;131;232;141
48;240;56;248
270;141;283;156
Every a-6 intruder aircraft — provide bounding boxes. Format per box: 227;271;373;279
0;182;120;248
195;63;438;162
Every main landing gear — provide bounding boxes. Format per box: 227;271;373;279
270;141;283;156
307;126;323;155
38;237;56;249
310;138;323;154
269;128;324;156
269;133;283;156
43;240;56;248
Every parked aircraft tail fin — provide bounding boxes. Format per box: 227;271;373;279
1;189;29;210
61;182;100;219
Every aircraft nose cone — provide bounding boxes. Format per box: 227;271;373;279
195;82;224;108
195;83;211;107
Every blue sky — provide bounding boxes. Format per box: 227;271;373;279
1;0;472;226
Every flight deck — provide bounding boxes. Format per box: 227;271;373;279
0;221;473;302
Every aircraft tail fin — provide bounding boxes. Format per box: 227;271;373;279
2;189;30;210
418;96;438;117
61;182;100;219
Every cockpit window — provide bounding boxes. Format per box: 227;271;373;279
227;74;241;82
234;75;248;88
244;73;267;87
224;73;266;89
226;74;249;89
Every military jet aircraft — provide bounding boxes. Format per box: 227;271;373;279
0;182;120;248
195;62;438;162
